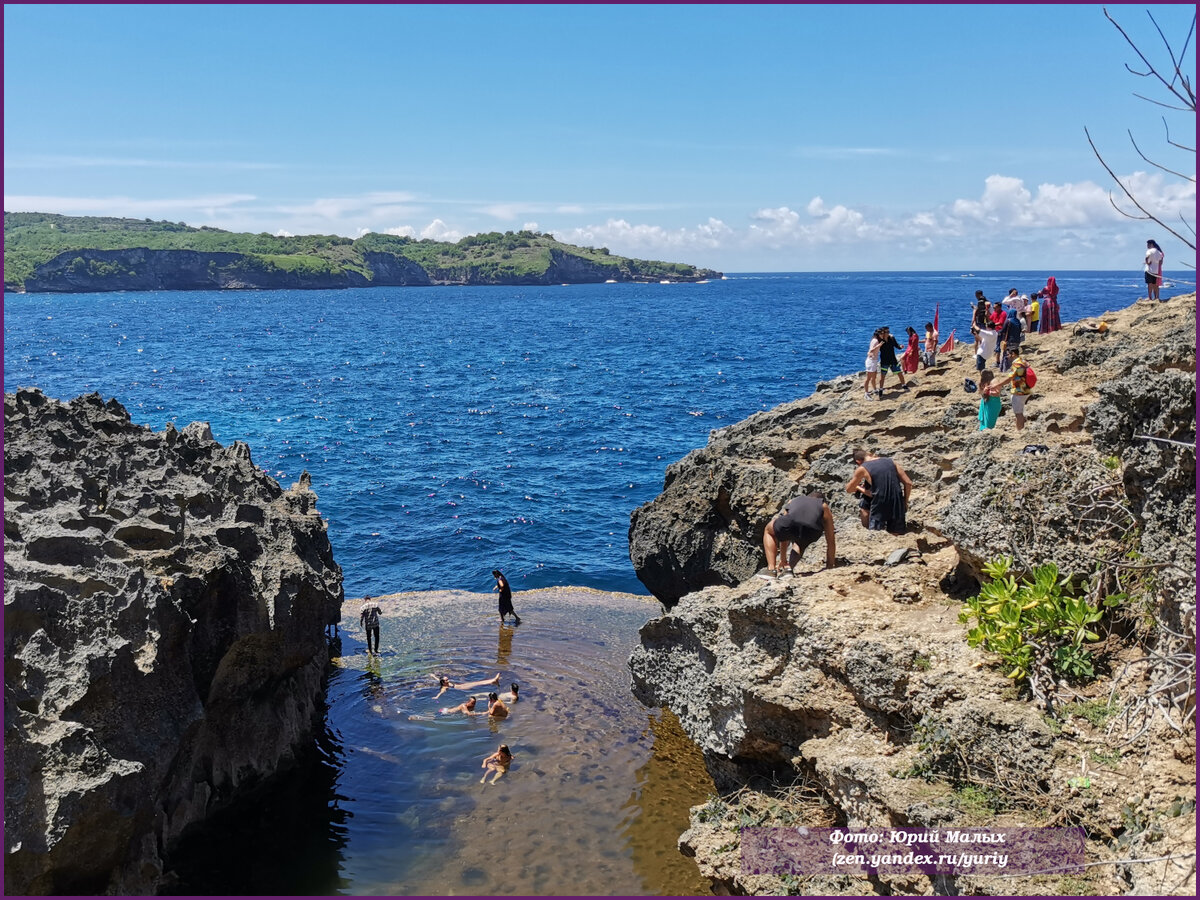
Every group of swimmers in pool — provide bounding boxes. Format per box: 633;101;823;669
431;671;520;783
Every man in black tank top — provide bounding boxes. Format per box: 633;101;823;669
762;493;837;576
846;449;913;535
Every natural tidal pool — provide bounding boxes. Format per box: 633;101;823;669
164;589;715;896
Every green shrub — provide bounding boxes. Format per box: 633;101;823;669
958;557;1105;685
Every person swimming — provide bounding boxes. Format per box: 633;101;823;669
441;696;484;716
433;672;502;699
500;682;519;703
486;691;509;719
480;743;513;784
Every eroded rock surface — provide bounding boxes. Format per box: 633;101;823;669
4;389;343;895
629;295;1196;895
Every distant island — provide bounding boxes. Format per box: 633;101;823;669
2;212;722;293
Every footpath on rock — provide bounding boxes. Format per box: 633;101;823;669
628;294;1196;896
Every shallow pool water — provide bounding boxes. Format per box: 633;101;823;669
165;589;715;896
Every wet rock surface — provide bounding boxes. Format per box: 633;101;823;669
629;295;1196;895
4;389;343;895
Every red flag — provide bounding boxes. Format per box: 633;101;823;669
938;329;956;353
933;303;939;336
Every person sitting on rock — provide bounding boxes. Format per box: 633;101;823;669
762;493;836;576
845;450;912;535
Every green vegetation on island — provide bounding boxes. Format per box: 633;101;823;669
2;212;722;292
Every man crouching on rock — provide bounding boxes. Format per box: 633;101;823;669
762;493;837;577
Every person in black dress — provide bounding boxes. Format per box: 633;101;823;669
492;569;521;625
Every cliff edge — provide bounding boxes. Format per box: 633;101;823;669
3;389;344;894
629;294;1196;895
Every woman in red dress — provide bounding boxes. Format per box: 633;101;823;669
901;326;920;374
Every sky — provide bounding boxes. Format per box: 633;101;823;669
3;3;1196;273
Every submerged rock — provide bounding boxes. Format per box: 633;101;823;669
3;389;343;895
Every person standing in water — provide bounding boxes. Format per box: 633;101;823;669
359;595;381;655
493;569;521;625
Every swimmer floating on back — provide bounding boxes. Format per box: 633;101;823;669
433;672;502;699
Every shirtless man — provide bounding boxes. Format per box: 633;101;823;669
846;449;912;535
762;492;836;576
499;682;520;703
486;691;509;719
441;696;484;716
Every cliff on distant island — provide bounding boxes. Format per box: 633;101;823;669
3;389;344;895
3;212;721;292
628;294;1196;896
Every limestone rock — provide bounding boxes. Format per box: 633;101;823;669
628;295;1196;895
3;389;344;895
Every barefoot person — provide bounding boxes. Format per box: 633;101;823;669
762;493;837;576
480;744;513;784
433;672;502;699
441;696;484;716
492;569;521;625
846;450;912;535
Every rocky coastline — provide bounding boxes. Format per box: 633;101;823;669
3;390;343;894
628;294;1196;895
15;246;719;293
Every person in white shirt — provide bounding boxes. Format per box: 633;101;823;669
1144;239;1165;301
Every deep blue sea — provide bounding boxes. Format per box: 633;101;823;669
4;270;1190;894
3;271;1180;598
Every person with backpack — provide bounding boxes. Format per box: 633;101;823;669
359;595;382;654
991;357;1036;430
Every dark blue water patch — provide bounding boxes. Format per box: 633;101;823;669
3;272;1174;597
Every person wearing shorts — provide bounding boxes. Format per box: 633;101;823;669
846;450;912;535
864;328;883;399
762;493;837;575
876;326;907;395
992;356;1032;430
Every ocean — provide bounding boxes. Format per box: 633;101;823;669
2;270;1169;600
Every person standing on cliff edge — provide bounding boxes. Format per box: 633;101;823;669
359;595;382;655
492;569;521;625
762;493;837;576
845;450;912;535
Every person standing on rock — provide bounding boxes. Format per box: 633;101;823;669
492;569;521;625
876;326;908;396
846;450;912;535
359;595;382;655
762;493;837;576
1145;239;1165;301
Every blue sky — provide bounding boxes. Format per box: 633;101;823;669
4;3;1196;272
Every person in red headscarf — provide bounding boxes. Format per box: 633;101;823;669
1038;276;1061;333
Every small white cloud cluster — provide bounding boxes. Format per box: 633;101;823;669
5;170;1193;269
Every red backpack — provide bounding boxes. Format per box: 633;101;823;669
1021;362;1037;388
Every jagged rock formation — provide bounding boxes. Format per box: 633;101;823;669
628;295;1196;895
3;389;344;895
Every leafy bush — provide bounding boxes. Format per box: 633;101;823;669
958;557;1108;689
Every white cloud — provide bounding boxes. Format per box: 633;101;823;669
3;193;256;217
